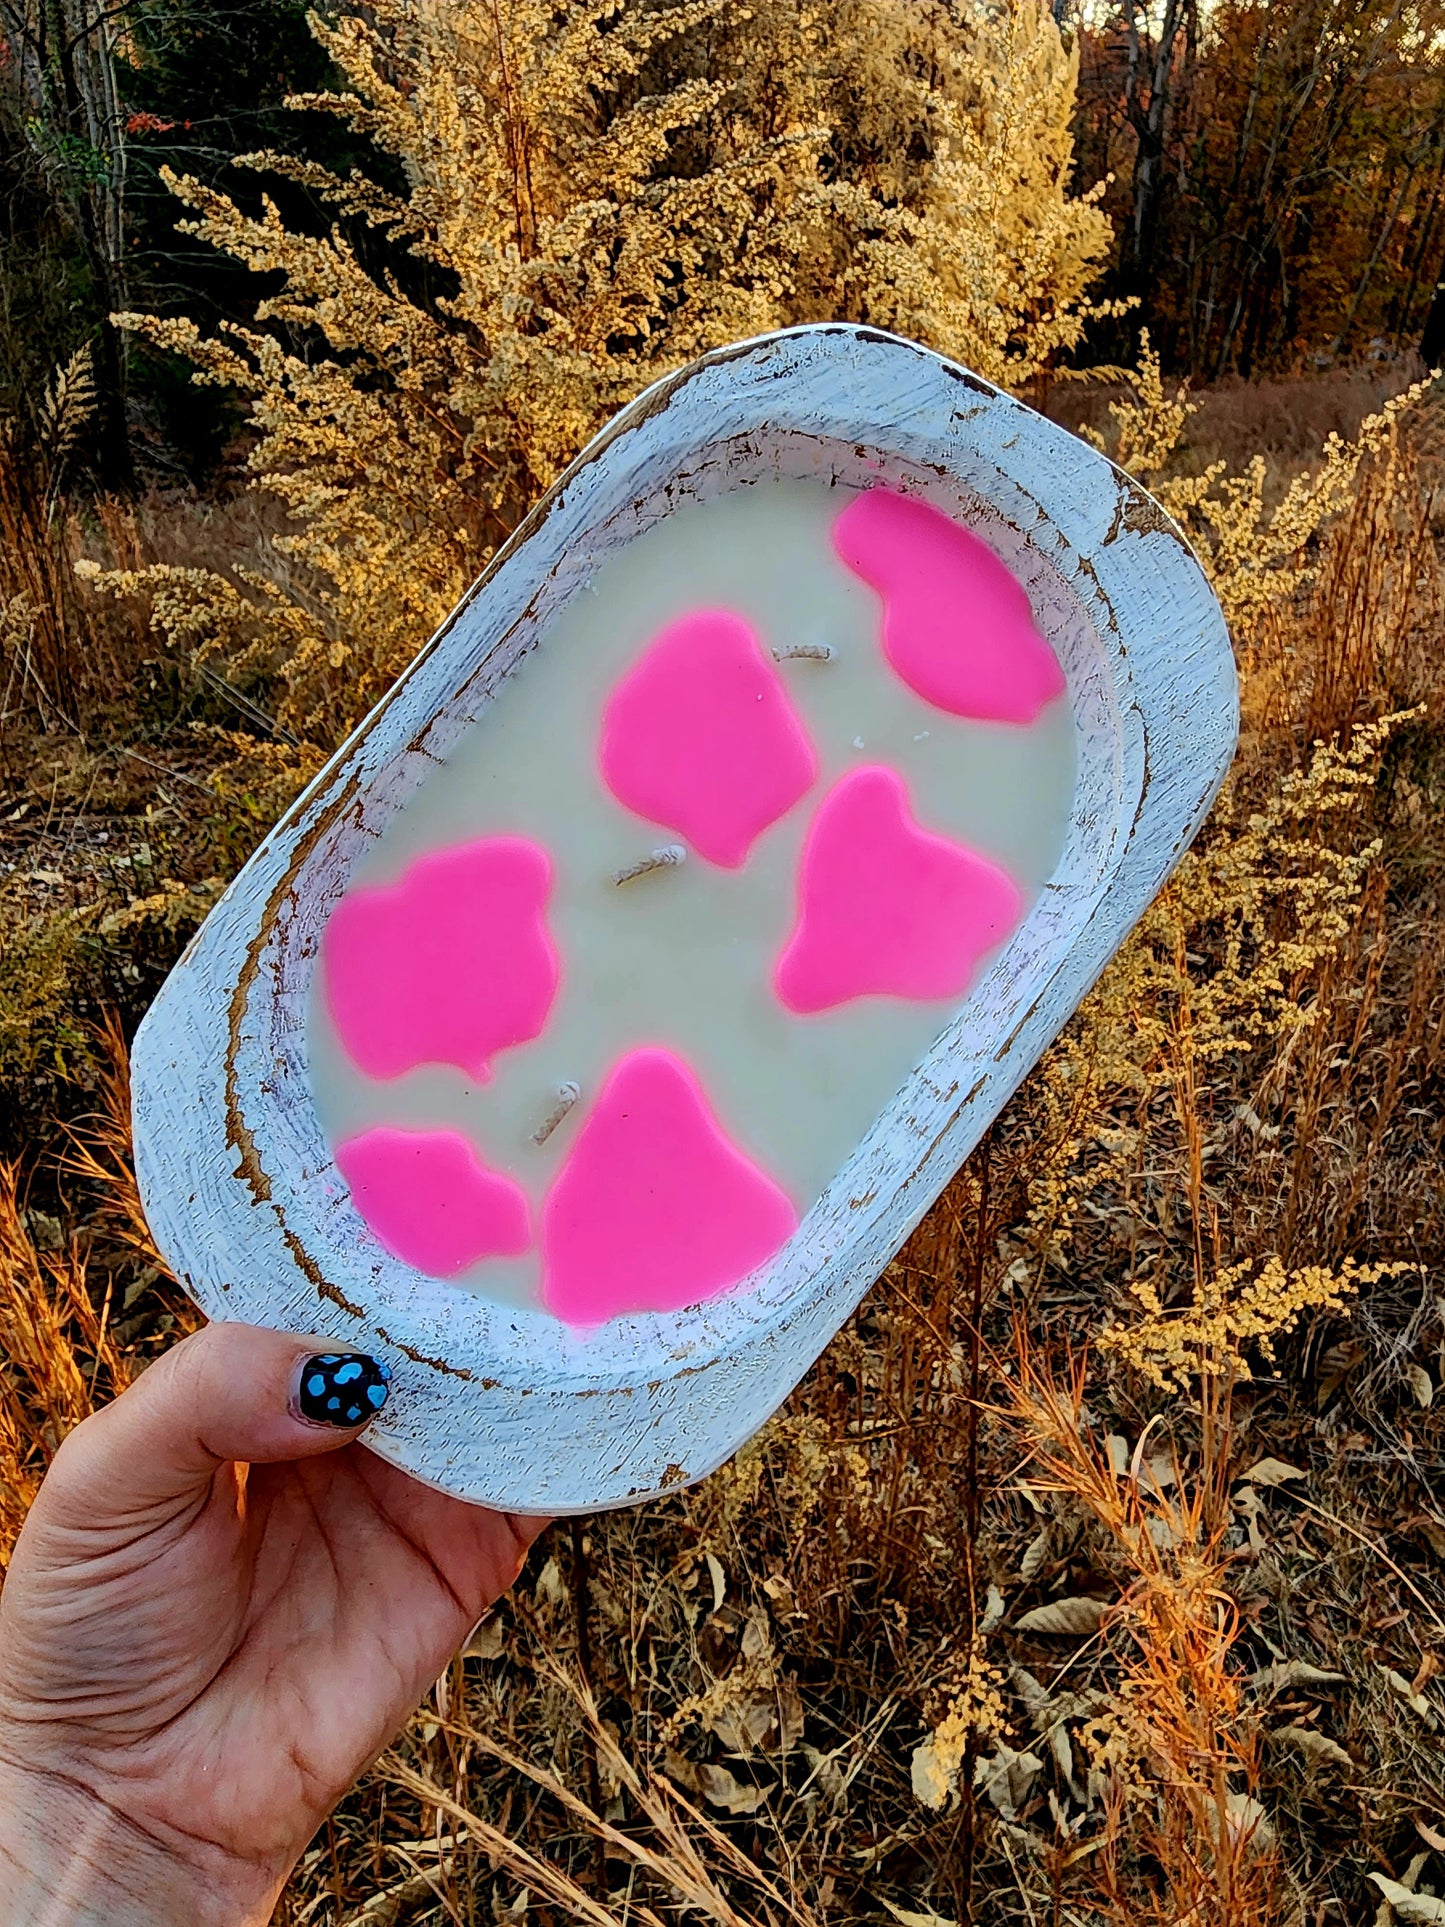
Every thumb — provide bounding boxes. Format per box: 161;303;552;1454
45;1322;393;1522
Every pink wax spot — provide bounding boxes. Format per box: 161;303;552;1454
321;838;558;1082
600;610;818;868
832;488;1066;724
775;766;1023;1014
540;1048;798;1326
335;1127;531;1279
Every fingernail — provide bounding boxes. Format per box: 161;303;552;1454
291;1353;392;1429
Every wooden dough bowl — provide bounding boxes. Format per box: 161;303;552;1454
131;325;1237;1513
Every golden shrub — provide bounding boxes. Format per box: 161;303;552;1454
83;0;1113;744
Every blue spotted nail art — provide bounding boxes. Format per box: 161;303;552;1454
293;1352;392;1428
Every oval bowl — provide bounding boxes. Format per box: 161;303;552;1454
131;324;1237;1512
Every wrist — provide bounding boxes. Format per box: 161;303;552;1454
0;1754;284;1927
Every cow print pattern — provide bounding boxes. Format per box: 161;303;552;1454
320;488;1064;1324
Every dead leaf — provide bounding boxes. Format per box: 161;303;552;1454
741;1606;772;1660
122;1266;159;1311
697;1762;770;1815
1221;1791;1274;1854
1406;1363;1435;1410
533;1556;566;1610
710;1676;804;1758
1011;1666;1095;1800
23;1208;63;1251
974;1742;1044;1820
710;1695;776;1755
881;1901;959;1927
1014;1597;1110;1637
911;1736;954;1810
1043;1712;1075;1793
1251;1659;1346;1698
1271;1725;1352;1768
1317;1338;1365;1406
761;1572;797;1616
775;1676;805;1755
465;1615;506;1660
1142;1453;1178;1495
799;1742;847;1813
704;1551;726;1615
1417;1820;1445;1854
1383;1666;1440;1727
1368;1874;1445;1923
979;1584;1007;1634
1417;1518;1445;1562
1234;1485;1266;1554
1012;1666;1048;1715
1019;1528;1051;1583
1105;1434;1130;1477
1238;1456;1307;1488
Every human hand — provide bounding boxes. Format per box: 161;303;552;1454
0;1322;546;1926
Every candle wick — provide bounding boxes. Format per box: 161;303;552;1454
532;1080;581;1145
773;643;834;662
612;844;687;887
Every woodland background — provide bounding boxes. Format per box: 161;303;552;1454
2;1;1445;1922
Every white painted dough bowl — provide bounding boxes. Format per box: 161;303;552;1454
131;325;1237;1512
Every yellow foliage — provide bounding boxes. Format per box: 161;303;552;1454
910;1640;1010;1809
1022;713;1404;1268
1098;1254;1406;1394
832;0;1122;383
83;0;1113;743
19;12;1438;1917
1085;333;1435;650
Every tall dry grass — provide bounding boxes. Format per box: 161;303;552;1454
2;269;1444;1927
1;384;1443;1922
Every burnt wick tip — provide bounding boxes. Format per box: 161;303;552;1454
532;1080;581;1145
612;844;687;887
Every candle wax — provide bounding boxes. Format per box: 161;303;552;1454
307;479;1076;1317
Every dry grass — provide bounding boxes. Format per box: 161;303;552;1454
0;379;1443;1924
0;1154;133;1576
1049;357;1431;501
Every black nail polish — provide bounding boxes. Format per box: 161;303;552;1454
292;1353;392;1428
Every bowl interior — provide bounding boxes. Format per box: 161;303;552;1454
231;422;1132;1390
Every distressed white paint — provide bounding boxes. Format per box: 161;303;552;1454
130;325;1238;1514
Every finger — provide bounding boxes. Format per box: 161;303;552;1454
46;1323;392;1519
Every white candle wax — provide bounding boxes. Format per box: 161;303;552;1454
307;478;1076;1315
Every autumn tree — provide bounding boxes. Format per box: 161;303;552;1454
1075;0;1445;374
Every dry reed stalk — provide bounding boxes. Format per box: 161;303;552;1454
62;1009;175;1281
0;427;82;732
0;347;118;734
379;1659;828;1927
0;1157;132;1576
999;1335;1286;1927
1300;430;1442;746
